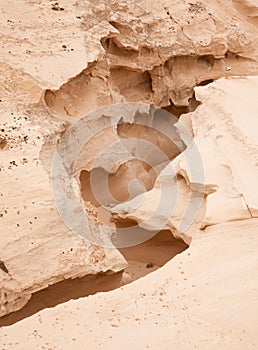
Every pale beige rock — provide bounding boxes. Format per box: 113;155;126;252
0;53;127;318
0;0;91;89
1;219;258;349
193;77;258;225
113;77;258;235
0;0;258;345
41;0;258;118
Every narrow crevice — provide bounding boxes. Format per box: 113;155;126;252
197;79;214;86
0;271;125;327
242;194;254;218
0;228;188;327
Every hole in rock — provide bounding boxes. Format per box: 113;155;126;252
0;114;190;326
0;229;188;327
109;68;152;102
197;55;215;68
79;120;185;219
80;160;156;207
162;93;201;118
1;104;194;327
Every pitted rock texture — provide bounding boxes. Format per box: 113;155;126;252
42;0;258;118
0;0;258;326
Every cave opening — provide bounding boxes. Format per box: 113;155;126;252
76;117;190;302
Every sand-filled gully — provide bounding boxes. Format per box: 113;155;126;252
0;230;188;327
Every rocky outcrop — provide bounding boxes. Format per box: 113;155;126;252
0;56;127;318
113;77;258;234
43;0;258;118
0;0;258;321
192;77;258;225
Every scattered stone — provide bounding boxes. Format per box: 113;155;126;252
51;3;64;11
146;262;154;268
0;136;7;149
0;261;9;274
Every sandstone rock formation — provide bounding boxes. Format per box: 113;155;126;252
0;0;258;348
43;0;258;118
1;219;258;349
113;77;258;233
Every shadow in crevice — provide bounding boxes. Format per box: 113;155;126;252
118;229;188;280
0;271;125;327
0;229;188;327
162;92;201;118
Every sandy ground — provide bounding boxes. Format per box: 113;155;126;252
0;230;187;326
1;219;258;349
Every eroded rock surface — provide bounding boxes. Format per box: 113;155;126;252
113;77;258;234
0;0;258;331
42;0;258;118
